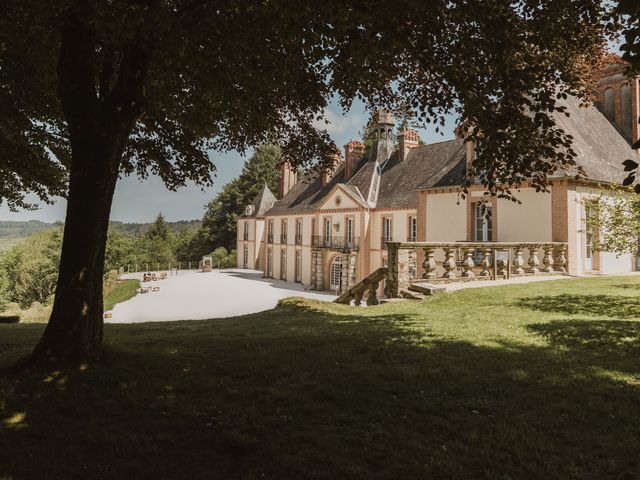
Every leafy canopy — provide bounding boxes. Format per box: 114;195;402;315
1;0;609;208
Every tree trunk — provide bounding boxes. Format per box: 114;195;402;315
27;134;122;365
21;4;149;368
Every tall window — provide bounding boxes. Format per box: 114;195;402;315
346;218;354;242
474;204;493;241
603;88;615;123
268;220;274;243
243;221;249;241
585;205;594;270
330;256;343;291
281;219;288;244
324;218;331;244
280;249;287;280
295;251;302;282
383;217;392;240
381;217;393;249
408;216;417;241
621;84;633;142
243;245;249;268
267;249;273;277
295;219;303;245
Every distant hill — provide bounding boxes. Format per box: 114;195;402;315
0;219;201;251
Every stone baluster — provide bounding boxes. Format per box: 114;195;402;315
442;247;457;279
422;247;437;279
479;248;491;277
354;290;364;306
462;248;476;278
542;245;554;273
527;244;540;274
555;245;567;273
367;281;380;305
513;245;525;275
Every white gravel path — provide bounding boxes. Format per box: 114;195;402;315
106;269;335;324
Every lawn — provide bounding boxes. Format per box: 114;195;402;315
1;276;639;479
103;279;140;312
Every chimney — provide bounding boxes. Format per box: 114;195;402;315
455;123;476;175
398;128;420;161
343;140;365;179
279;160;297;198
322;150;342;186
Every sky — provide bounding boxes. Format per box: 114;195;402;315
0;98;457;224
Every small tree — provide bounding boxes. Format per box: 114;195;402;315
583;188;640;257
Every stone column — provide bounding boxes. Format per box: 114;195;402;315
315;249;325;290
310;249;317;289
340;253;349;294
348;253;357;289
385;243;410;298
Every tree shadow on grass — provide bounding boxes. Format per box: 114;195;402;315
1;306;639;479
516;294;640;319
612;283;640;291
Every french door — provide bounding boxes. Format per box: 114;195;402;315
474;204;493;242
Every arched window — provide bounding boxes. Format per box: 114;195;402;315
603;88;615;123
330;256;343;291
621;84;633;142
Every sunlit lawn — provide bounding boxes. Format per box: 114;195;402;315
1;276;639;479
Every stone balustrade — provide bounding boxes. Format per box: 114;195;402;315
334;267;387;306
385;241;568;298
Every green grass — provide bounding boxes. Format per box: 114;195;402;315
1;276;639;479
103;279;140;312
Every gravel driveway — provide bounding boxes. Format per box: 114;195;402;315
107;269;335;323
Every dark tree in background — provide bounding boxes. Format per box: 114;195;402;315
0;0;610;365
202;144;281;252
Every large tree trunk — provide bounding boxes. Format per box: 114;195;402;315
22;5;148;367
28;134;122;365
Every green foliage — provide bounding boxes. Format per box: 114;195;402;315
208;247;236;268
173;227;210;263
145;213;170;240
583;187;640;255
202;144;281;251
0;230;62;309
0;260;9;312
618;1;640;76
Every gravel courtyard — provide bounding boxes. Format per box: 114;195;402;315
108;269;334;323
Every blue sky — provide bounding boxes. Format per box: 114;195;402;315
0;98;457;223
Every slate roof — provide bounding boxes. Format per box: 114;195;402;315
241;183;276;218
264;95;637;216
550;95;638;183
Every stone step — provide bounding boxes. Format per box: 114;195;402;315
409;282;446;296
399;289;427;300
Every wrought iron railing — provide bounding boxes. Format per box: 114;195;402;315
295;234;302;245
312;236;360;250
381;236;393;250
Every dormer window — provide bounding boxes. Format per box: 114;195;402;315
245;205;255;216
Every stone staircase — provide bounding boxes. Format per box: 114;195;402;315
335;270;446;306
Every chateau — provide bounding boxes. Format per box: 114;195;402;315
237;60;640;294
